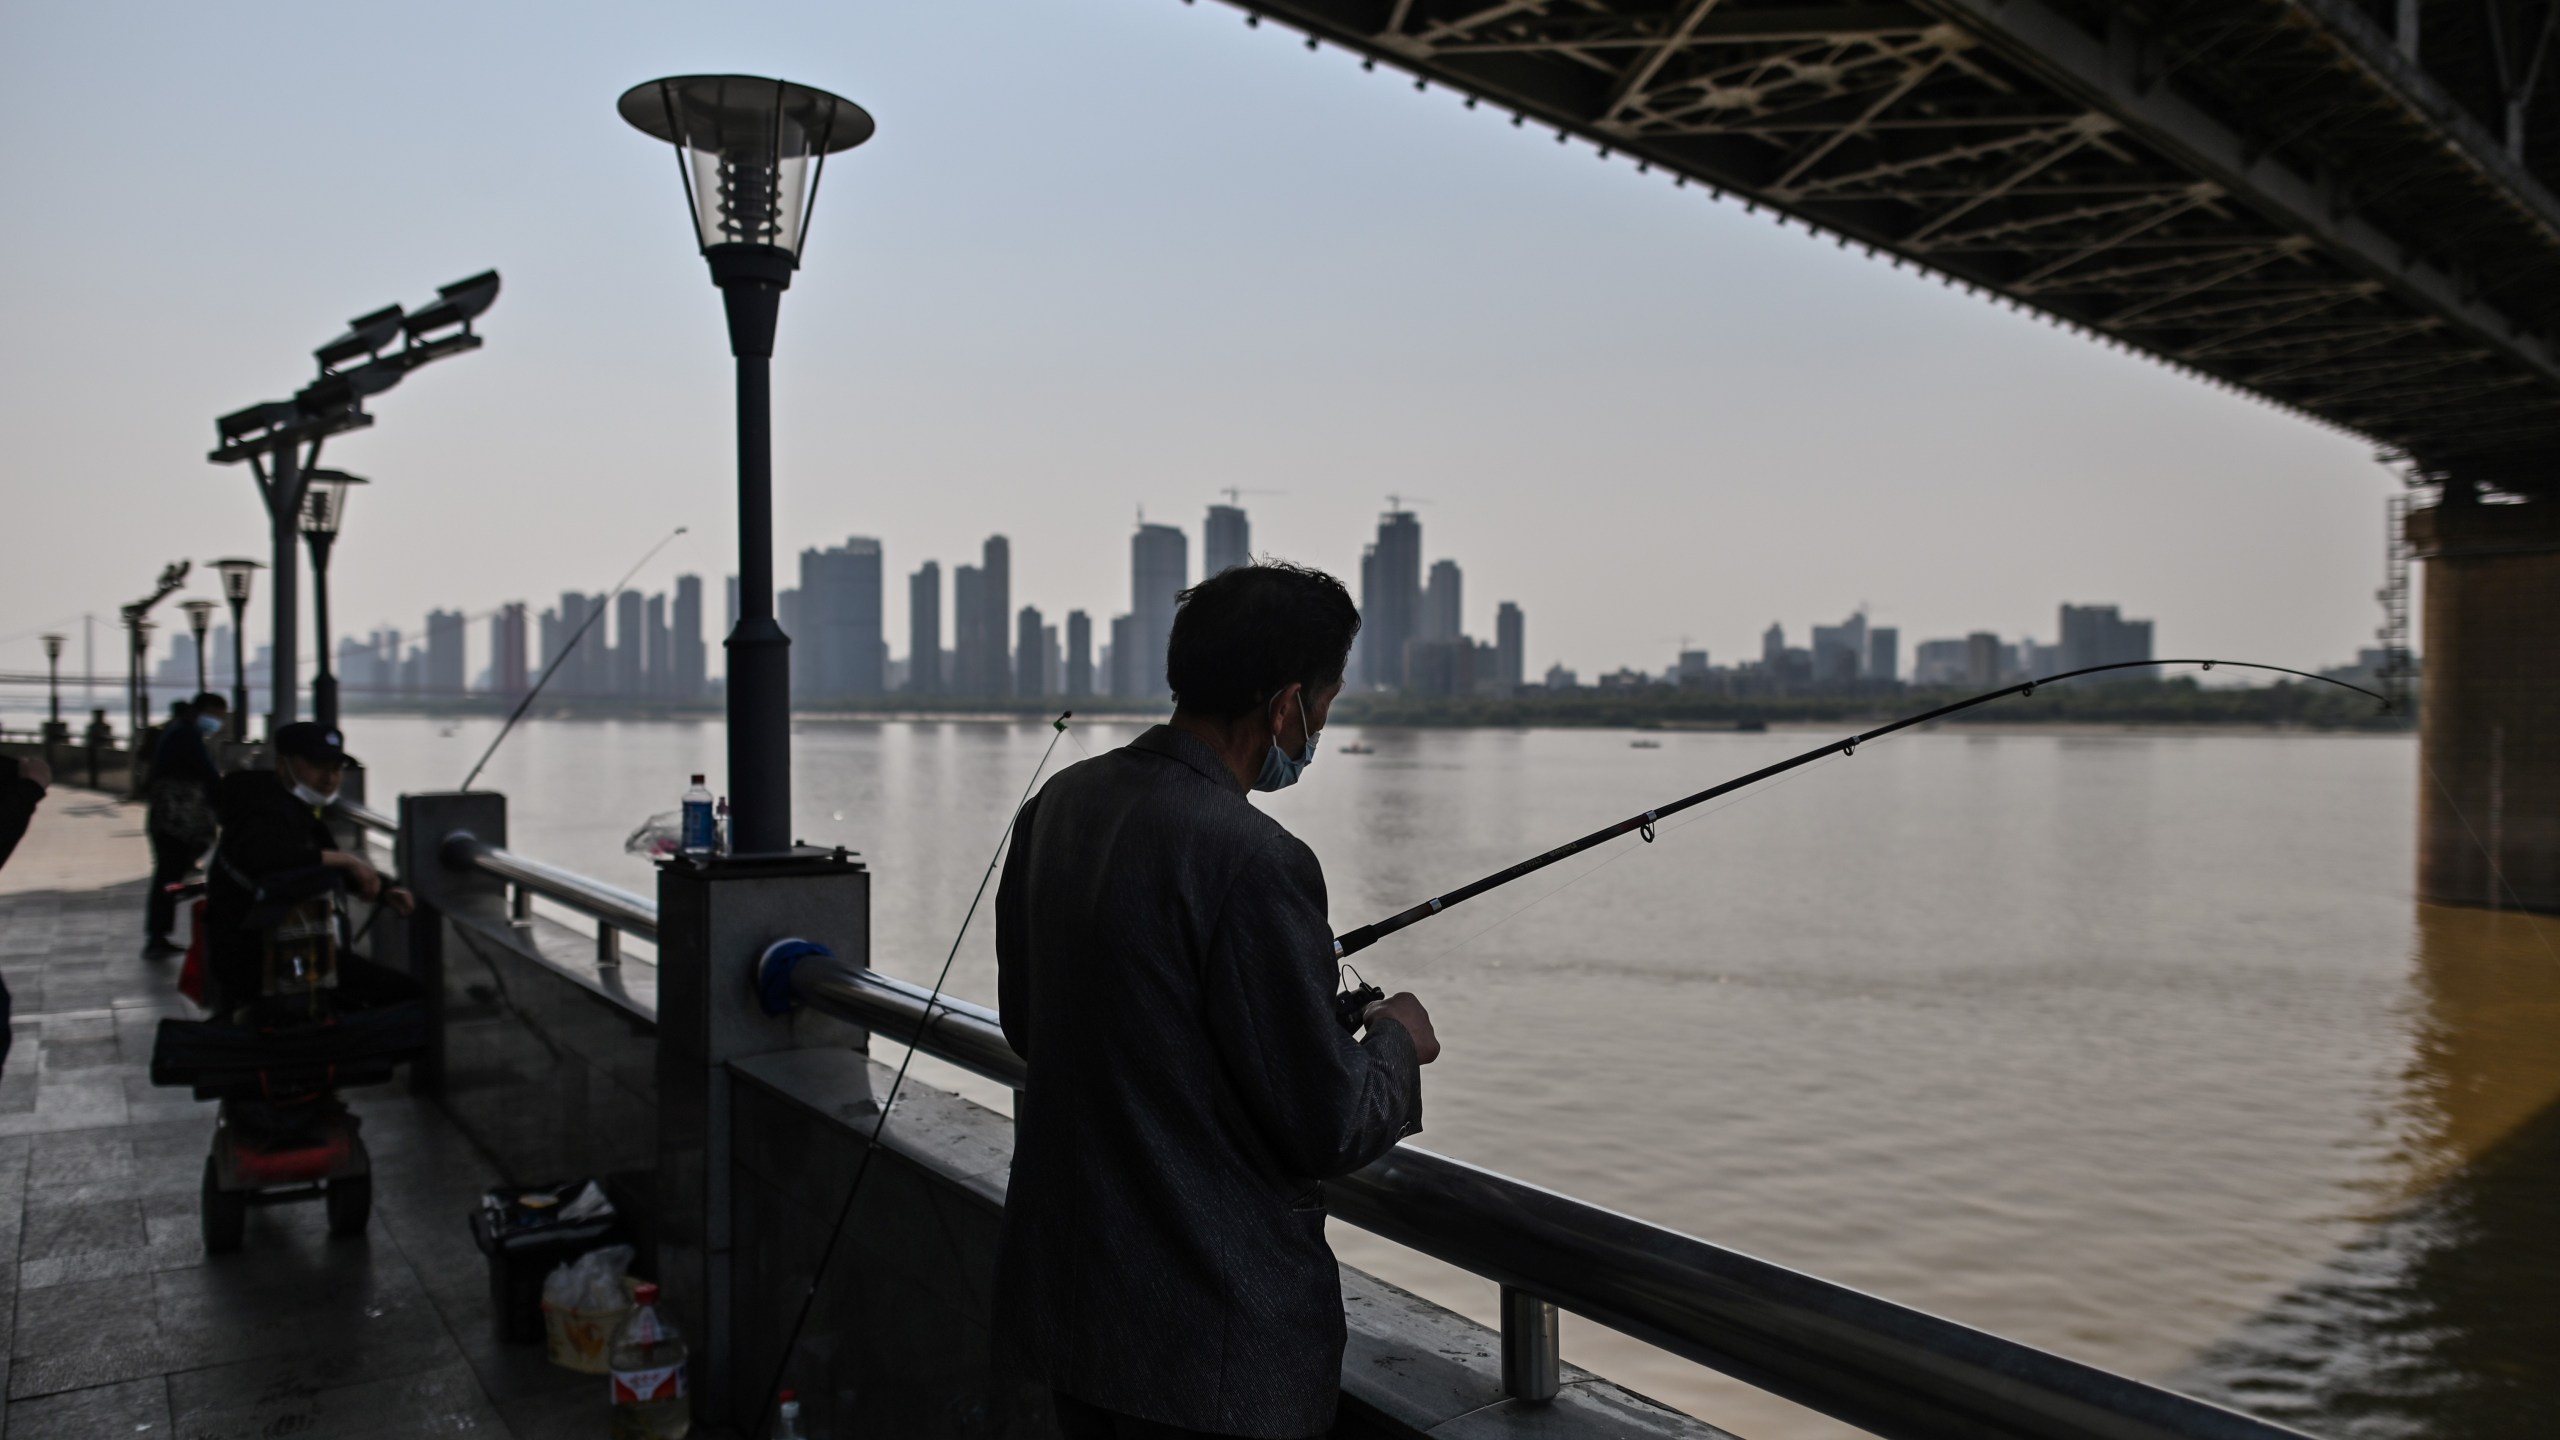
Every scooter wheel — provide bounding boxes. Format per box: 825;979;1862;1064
326;1174;372;1239
202;1157;246;1254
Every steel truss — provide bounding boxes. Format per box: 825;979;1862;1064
1219;0;2560;491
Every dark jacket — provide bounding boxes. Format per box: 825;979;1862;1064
992;725;1422;1438
207;769;341;1001
0;770;42;873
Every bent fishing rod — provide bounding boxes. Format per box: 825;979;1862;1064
1330;659;2390;965
458;525;688;791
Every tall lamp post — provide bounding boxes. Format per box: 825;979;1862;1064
207;274;498;735
299;469;366;732
618;74;873;855
181;600;217;696
40;634;66;753
119;562;191;746
212;559;262;738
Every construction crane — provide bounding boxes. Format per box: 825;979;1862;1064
1216;487;1284;507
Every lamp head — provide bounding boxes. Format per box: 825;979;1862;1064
41;634;63;661
181;600;217;637
213;557;264;604
300;470;368;537
315;305;407;372
618;75;873;264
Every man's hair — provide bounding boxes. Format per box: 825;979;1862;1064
1167;561;1361;721
192;692;227;712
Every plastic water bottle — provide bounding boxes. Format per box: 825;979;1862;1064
680;776;716;857
773;1389;806;1439
608;1282;690;1439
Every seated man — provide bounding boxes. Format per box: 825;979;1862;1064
994;561;1438;1440
206;723;412;1013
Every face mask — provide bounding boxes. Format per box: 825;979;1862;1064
290;781;335;808
196;714;224;737
1253;693;1320;793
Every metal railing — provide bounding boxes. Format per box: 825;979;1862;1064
441;832;657;970
333;797;398;837
429;831;2309;1440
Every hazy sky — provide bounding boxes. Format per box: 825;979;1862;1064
0;0;2394;690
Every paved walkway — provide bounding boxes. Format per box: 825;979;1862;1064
0;793;596;1438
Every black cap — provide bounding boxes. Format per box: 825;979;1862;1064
273;722;356;767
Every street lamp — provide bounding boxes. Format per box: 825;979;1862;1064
299;469;367;731
181;600;217;696
213;558;263;737
206;273;498;733
120;562;190;748
618;74;874;855
40;634;65;752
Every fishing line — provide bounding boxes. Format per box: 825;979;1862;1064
751;711;1074;1439
456;525;688;792
1333;659;2389;959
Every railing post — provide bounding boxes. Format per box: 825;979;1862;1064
1500;1285;1560;1403
598;922;621;967
396;791;510;1101
655;850;871;1432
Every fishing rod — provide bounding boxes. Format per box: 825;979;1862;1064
1330;659;2390;969
457;526;688;791
749;711;1076;1440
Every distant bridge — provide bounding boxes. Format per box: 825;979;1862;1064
1220;0;2560;492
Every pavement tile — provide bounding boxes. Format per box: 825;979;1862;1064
0;1374;172;1438
170;1356;508;1440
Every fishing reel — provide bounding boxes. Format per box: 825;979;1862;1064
1333;966;1386;1035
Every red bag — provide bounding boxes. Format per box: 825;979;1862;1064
178;897;209;1007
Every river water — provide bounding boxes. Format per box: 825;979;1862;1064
350;714;2560;1440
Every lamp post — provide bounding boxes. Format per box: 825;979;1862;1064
40;634;66;754
212;559;262;738
181;600;217;696
619;74;873;855
207;274;498;735
119;562;190;749
299;469;366;732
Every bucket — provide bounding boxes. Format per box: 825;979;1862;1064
542;1277;639;1373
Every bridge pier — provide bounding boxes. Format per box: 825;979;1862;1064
2411;500;2560;911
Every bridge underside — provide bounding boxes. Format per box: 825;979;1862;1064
1223;0;2560;493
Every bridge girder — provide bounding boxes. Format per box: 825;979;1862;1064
1213;0;2560;492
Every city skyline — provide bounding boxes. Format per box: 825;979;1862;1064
0;0;2395;706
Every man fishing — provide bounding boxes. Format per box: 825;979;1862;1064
206;723;413;1013
994;560;1438;1440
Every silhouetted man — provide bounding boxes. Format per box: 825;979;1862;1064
995;561;1438;1440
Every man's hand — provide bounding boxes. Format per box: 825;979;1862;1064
322;851;383;900
1362;992;1440;1064
16;757;49;789
382;886;417;918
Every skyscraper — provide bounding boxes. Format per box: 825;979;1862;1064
1762;622;1785;668
1130;523;1186;700
496;603;529;698
1423;559;1463;643
1065;611;1092;698
673;575;705;700
426;609;467;695
1016;606;1044;700
1108;614;1135;698
2058;604;2154;671
615;590;645;696
1205;503;1250;576
1495;602;1524;692
953;565;983;696
1868;627;1899;684
1042;623;1062;697
646;594;671;697
981;535;1012;699
799;537;886;699
1362;510;1422;689
907;561;941;695
1811;611;1868;684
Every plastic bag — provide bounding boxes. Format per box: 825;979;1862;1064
543;1244;634;1313
624;812;681;860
